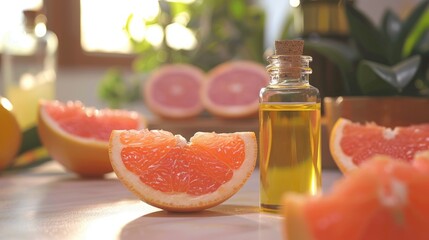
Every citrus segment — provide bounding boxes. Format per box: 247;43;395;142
109;130;257;212
330;118;429;173
283;152;429;240
143;64;205;119
202;61;269;118
0;97;22;170
38;100;145;177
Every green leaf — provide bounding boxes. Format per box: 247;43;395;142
345;3;388;63
402;1;429;57
357;61;397;95
305;39;359;94
381;9;401;41
132;52;164;73
357;55;421;95
98;69;141;108
18;125;42;155
229;0;246;20
415;31;429;56
381;10;401;62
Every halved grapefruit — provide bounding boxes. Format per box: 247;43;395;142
0;97;22;170
330;118;429;173
201;61;269;118
109;130;257;212
143;64;205;119
38;100;145;177
282;152;429;240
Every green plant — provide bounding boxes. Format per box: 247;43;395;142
98;0;266;108
98;69;140;108
304;1;429;96
127;0;265;72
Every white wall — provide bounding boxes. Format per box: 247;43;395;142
356;0;422;24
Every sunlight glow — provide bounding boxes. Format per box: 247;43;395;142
166;23;197;50
0;0;42;52
80;0;134;53
173;12;191;26
289;0;300;8
131;0;160;21
0;97;14;111
128;15;147;42
79;201;159;240
19;73;37;90
80;0;198;53
145;24;164;47
34;22;47;37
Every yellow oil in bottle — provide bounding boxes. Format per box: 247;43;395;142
259;102;321;212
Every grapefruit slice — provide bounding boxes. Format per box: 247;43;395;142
283;152;429;240
201;61;269;118
330;117;429;173
38;100;145;177
0;97;22;170
109;130;257;212
143;64;205;119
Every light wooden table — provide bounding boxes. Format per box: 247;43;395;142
0;161;342;240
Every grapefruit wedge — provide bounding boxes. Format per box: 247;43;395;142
201;61;269;118
330;118;429;173
109;130;257;212
143;64;205;119
38;100;145;177
283;151;429;240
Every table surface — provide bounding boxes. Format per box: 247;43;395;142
0;161;342;240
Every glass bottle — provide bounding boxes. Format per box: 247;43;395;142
259;49;321;213
2;9;58;130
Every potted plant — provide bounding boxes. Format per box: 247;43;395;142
304;1;429;131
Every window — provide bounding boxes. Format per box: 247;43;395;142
44;0;197;67
44;0;134;67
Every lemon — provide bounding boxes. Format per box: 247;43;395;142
0;97;22;170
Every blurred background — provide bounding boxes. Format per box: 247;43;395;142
0;0;424;110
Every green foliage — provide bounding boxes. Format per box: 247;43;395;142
305;1;429;97
99;0;266;108
125;0;265;72
98;69;140;108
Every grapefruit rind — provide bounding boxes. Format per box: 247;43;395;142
283;152;429;240
201;61;269;119
109;130;257;212
143;64;205;119
329;118;356;173
38;100;145;177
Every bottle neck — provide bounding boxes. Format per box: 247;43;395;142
266;55;312;85
23;10;48;37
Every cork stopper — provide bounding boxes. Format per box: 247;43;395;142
274;40;304;55
274;40;304;79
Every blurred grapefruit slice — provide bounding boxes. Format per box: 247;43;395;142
330;118;429;173
38;100;145;177
143;64;205;119
283;152;429;240
109;130;257;212
202;61;269;118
